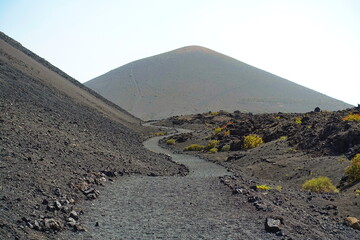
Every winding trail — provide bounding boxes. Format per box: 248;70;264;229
59;125;268;240
128;62;142;112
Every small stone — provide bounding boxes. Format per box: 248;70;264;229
34;220;41;231
54;200;62;210
70;210;78;220
248;196;260;203
255;202;269;212
95;222;99;227
61;206;70;214
66;195;75;204
44;218;62;231
27;222;34;229
67;217;76;227
265;217;282;233
344;217;360;230
46;205;55;212
74;224;87;232
83;187;95;195
54;188;61;196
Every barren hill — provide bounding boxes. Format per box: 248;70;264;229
0;32;185;239
85;46;352;120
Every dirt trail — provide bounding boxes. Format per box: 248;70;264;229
58;126;270;240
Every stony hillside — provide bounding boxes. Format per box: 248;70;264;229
0;32;186;240
156;107;360;237
85;46;352;120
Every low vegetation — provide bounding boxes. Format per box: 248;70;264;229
277;136;288;142
345;154;360;183
342;113;360;122
207;140;220;149
294;117;302;124
153;132;165;136
214;127;222;134
166;139;176;145
208;147;218;154
302;176;338;193
221;145;230;152
243;134;264;149
183;144;205;151
256;185;272;190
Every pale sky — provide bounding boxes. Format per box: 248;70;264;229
1;0;359;105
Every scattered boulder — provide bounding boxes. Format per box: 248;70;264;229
265;217;283;233
70;210;79;220
101;168;117;177
54;200;62;210
44;218;62;231
54;187;61;196
344;217;360;230
66;217;77;227
74;223;87;232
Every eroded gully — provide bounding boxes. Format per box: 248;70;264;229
58;124;268;240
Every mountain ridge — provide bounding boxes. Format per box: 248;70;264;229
86;45;352;120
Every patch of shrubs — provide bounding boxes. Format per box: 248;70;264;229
342;113;360;122
277;136;288;142
208;147;218;154
183;144;205;151
256;185;271;190
345;153;360;183
302;176;338;193
166;139;176;145
153;132;165;136
207;140;220;149
294;117;302;124
221;145;231;152
243;134;264;149
214;127;222;134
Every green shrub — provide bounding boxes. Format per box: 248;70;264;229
256;185;271;190
345;154;360;183
223;130;230;137
294;117;302;124
207;140;220;149
153;132;164;136
183;144;205;151
342;114;360;122
214;127;222;134
243;134;264;149
277;136;288;141
221;145;231;152
166;139;176;145
302;176;338;193
208;147;218;154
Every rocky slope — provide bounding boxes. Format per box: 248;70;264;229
157;107;360;238
85;46;352;120
0;32;186;240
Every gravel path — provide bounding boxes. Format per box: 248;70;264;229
58;127;269;240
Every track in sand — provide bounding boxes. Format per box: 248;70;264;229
58;125;270;240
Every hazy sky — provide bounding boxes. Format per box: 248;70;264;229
1;0;359;105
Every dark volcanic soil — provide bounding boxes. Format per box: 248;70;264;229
157;109;360;239
1;31;359;240
0;33;186;240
